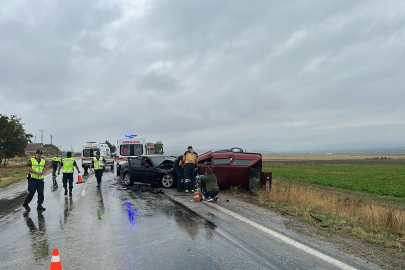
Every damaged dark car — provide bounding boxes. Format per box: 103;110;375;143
119;155;177;188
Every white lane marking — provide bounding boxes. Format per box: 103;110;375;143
81;174;91;197
81;185;87;197
209;203;358;270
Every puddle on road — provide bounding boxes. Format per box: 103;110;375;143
0;192;27;220
124;194;216;241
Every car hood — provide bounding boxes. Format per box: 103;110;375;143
157;159;174;166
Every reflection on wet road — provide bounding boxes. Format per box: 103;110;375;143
125;202;138;227
0;161;371;270
96;189;104;220
24;211;49;261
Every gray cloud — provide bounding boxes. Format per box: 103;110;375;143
1;0;404;153
137;72;182;93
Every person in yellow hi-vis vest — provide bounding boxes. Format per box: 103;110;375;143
23;150;47;211
90;151;106;187
57;152;80;196
52;154;60;176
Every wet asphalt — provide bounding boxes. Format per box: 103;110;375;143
0;161;381;270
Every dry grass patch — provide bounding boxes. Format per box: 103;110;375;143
258;179;405;251
0;157;52;188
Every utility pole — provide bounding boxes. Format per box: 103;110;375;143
39;130;45;144
51;135;52;145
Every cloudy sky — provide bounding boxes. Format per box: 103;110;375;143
1;0;405;154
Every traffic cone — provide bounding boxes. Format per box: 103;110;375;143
76;173;84;184
50;248;62;270
193;191;202;202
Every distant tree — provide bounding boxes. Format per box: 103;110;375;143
105;140;116;153
43;144;59;151
154;141;164;155
0;114;33;166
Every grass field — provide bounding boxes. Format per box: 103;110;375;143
0;157;52;188
262;154;405;161
262;164;405;198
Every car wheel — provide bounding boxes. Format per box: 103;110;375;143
124;173;132;186
161;174;174;188
117;168;121;176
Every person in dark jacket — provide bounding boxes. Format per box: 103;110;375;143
23;150;47;211
174;155;185;192
200;167;219;202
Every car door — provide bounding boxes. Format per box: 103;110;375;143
197;152;213;175
136;157;155;184
211;153;234;189
227;158;252;190
129;157;142;183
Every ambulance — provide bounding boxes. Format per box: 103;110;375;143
81;142;114;173
116;135;146;176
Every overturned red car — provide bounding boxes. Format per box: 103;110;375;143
197;147;272;193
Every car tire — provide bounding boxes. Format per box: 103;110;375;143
117;167;121;176
124;173;133;186
161;174;174;188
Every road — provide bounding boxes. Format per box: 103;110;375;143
0;160;380;270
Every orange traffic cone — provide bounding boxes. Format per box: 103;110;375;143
50;248;62;270
193;191;202;202
76;173;84;184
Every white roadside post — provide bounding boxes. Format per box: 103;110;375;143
266;176;270;192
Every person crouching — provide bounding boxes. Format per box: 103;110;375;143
200;167;219;202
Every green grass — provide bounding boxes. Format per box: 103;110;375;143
0;160;52;188
263;164;405;198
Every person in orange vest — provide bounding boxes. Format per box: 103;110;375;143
23;150;47;211
182;146;198;193
90;151;106;187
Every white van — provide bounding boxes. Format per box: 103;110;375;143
116;135;146;176
81;142;114;173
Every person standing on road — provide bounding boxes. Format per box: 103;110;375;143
22;150;47;211
183;146;198;193
200;167;219;202
174;155;185;192
90;151;106;187
52;153;60;176
57;151;80;196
